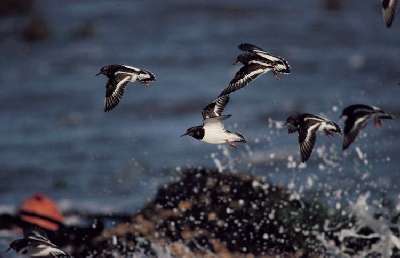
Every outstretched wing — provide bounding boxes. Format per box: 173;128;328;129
382;0;398;27
342;115;368;150
202;95;230;120
298;123;320;162
26;231;57;248
239;43;283;63
104;74;131;112
219;64;268;97
239;43;265;52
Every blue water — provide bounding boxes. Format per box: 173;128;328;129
0;0;399;215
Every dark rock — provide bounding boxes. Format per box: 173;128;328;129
323;0;343;11
0;0;34;17
80;168;326;257
22;16;50;42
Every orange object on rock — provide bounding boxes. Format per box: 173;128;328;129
19;193;64;231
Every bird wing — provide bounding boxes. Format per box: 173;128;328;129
219;64;269;97
26;232;57;248
239;43;283;62
202;95;230;120
104;74;131;112
342;115;368;150
119;65;141;72
298;122;320;162
49;248;70;257
382;0;398;27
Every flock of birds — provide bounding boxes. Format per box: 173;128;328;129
5;1;399;257
6;45;396;258
96;42;393;163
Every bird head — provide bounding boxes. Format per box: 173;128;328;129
96;65;114;76
233;53;252;65
328;121;342;135
8;239;24;253
340;109;349;119
181;126;204;140
285;115;300;134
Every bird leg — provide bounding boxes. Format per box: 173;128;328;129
272;69;280;80
227;141;237;148
324;130;334;137
374;117;382;128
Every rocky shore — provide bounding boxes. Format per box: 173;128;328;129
77;169;327;257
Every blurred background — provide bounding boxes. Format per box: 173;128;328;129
0;0;399;215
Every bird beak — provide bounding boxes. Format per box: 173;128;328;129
180;132;188;137
96;71;102;76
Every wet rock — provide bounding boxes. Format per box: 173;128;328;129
0;0;34;17
323;0;343;11
22;16;50;42
80;168;326;257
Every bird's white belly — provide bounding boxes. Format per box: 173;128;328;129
202;131;227;144
202;129;241;144
24;246;55;256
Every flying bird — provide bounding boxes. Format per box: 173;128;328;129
97;64;156;112
286;113;341;162
8;231;70;257
382;0;398;27
341;104;394;150
181;95;246;147
219;43;290;97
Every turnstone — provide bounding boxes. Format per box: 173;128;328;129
8;231;70;257
219;43;290;97
341;104;394;150
286;113;341;162
97;64;156;112
181;95;246;147
382;0;398;27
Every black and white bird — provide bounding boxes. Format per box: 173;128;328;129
8;231;70;257
181;95;246;147
341;104;394;150
286;113;341;162
219;43;290;97
382;0;398;27
97;64;156;112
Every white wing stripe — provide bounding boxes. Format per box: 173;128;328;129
111;76;130;98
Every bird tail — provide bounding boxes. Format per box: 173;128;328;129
235;133;247;143
374;111;395;127
380;113;395;119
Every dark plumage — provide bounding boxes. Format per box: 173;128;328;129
382;0;398;27
97;64;156;112
286;113;341;162
219;43;290;97
341;104;394;150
